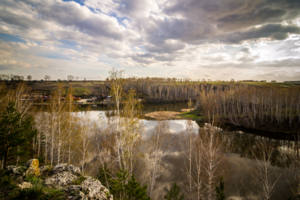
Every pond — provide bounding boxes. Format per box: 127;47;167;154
74;102;296;200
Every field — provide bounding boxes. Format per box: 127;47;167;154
23;81;106;96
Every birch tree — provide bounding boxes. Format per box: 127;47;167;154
109;68;125;116
251;139;280;200
147;121;176;199
179;120;197;199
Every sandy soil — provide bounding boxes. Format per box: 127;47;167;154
181;108;194;112
144;111;182;120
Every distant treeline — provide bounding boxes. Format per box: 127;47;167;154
199;84;300;131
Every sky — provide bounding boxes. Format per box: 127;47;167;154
0;0;300;81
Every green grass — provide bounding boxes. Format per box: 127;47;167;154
24;175;42;184
72;176;87;185
179;110;204;119
74;88;91;96
43;188;65;200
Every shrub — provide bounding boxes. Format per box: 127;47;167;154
24;175;42;185
0;174;18;198
14;181;44;200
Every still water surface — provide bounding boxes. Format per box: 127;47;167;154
78;103;294;199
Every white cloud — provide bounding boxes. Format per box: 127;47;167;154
36;64;48;68
0;0;299;81
54;67;68;71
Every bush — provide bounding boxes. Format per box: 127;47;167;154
24;175;42;185
14;182;44;200
0;174;18;198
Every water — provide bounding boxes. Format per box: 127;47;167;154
76;103;295;199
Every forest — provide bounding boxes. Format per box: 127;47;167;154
0;70;300;200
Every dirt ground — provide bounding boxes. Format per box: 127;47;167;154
144;111;182;120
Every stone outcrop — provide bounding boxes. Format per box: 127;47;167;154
44;163;112;200
24;159;40;176
44;171;77;188
80;177;111;199
39;165;52;177
7;165;27;179
7;159;112;200
52;163;81;176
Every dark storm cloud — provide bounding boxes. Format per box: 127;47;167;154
155;0;300;45
221;24;300;44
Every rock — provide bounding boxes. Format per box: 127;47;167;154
81;177;113;200
71;191;88;200
7;165;27;179
24;159;40;176
44;171;77;189
65;178;113;200
9;160;113;200
39;165;53;176
53;163;81;176
66;185;88;200
18;182;32;189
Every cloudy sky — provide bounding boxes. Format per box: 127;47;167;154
0;0;300;81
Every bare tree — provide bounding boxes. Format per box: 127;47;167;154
76;76;79;81
109;68;125;116
147;121;176;199
179;120;197;199
27;75;32;81
250;140;280;200
201;123;227;200
68;75;74;81
77;114;92;173
44;75;51;81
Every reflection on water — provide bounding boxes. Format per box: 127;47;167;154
77;104;296;200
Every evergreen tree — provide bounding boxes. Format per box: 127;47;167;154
125;174;150;200
97;163;112;189
0;101;37;169
215;176;225;200
109;168;150;200
109;168;127;199
164;183;185;200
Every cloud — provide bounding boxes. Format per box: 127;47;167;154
0;59;31;69
0;0;299;80
36;64;48;68
54;67;69;71
291;47;300;52
234;46;260;62
145;39;186;53
221;24;300;44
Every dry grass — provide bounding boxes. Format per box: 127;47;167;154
181;108;194;112
145;111;181;120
